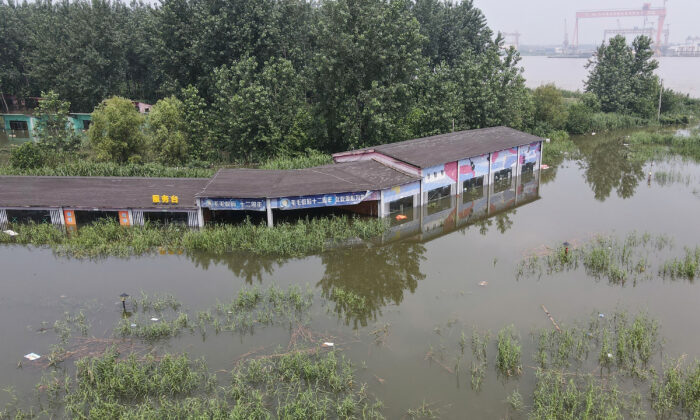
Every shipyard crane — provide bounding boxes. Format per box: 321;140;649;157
572;2;667;54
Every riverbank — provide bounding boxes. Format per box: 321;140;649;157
0;217;387;258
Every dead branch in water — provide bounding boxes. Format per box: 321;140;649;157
541;305;562;333
425;350;454;374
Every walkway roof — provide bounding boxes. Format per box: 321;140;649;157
0;176;208;210
334;126;543;168
198;160;419;199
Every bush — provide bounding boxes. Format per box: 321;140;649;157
10;142;44;169
565;102;594;134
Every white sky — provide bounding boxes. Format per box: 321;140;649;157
473;0;700;45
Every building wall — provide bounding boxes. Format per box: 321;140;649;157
458;153;490;189
2;114;35;132
421;161;458;201
490;148;519;179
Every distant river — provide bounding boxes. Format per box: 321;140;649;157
520;56;700;97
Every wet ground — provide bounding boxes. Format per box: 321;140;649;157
1;129;699;418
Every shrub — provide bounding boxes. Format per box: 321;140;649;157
10;142;44;169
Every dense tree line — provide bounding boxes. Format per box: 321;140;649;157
3;1;695;167
1;0;535;162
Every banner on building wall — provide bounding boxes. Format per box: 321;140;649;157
200;198;267;211
277;191;373;210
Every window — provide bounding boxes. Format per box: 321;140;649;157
9;120;28;131
82;120;91;130
388;196;414;224
463;176;484;202
521;162;534;175
427;185;451;202
493;168;513;193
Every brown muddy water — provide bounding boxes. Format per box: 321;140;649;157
1;130;700;418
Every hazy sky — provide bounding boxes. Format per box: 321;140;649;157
473;0;700;46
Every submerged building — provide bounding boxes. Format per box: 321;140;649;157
0;126;543;229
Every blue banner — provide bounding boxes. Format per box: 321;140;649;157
200;198;266;211
277;191;372;210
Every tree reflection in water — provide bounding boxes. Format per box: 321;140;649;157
187;252;283;284
318;242;427;329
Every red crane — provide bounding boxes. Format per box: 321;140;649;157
572;3;667;54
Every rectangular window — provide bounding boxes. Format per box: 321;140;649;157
462;176;484;202
388;196;414;224
82;120;91;130
493;168;513;194
9;120;28;131
427;185;451;202
521;162;534;175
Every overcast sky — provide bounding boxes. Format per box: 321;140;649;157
473;0;700;46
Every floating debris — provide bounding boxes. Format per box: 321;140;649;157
3;230;18;237
541;164;550;170
150;317;159;322
478;281;488;287
321;342;334;348
24;353;40;361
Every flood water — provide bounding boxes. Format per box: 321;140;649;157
1;129;699;417
521;55;700;97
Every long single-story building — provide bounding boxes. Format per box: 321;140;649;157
0;126;543;229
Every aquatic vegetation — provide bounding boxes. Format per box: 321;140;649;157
329;287;368;319
653;170;695;187
496;325;521;377
516;231;677;285
43;348;381;419
650;358;700;418
0;216;388;258
626;131;700;162
660;246;700;280
530;370;629;420
470;328;490;391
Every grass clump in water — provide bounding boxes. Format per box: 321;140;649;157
470;328;490;391
496;325;521;377
650;358;700;418
626;131;700;162
0;216;387;258
660;246;700;280
43;348;382;419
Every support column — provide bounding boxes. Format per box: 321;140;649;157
187;210;198;228
0;208;7;228
537;141;544;171
419;171;425;208
266;198;273;227
486;153;493;214
379;190;385;218
196;199;205;228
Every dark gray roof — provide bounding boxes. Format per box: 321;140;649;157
198;160;418;198
352;126;542;168
0;176;208;209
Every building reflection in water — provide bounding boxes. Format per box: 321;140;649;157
383;169;540;242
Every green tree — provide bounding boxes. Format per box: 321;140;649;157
585;35;659;117
411;0;491;67
313;0;426;150
452;40;532;130
0;1;28;110
146;96;188;164
179;85;211;161
532;84;568;130
211;57;310;161
88;96;145;163
33;90;81;151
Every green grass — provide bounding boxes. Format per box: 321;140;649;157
660;246;700;280
38;348;383;419
0;217;388;258
516;231;676;285
626;131;700;162
260;150;333;170
0;161;214;177
496;325;521;377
